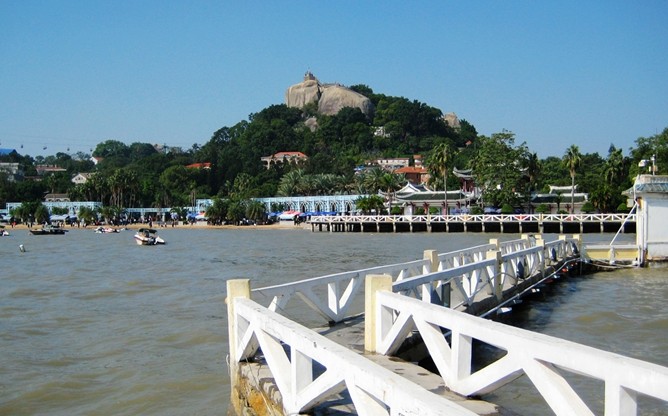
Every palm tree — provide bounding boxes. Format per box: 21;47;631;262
277;169;305;196
362;167;387;194
562;145;582;213
426;143;451;190
246;200;267;222
379;172;403;214
605;146;625;185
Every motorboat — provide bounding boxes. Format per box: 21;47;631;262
29;224;68;235
133;228;165;245
95;226;119;233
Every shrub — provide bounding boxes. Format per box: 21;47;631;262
581;201;595;213
535;204;550;214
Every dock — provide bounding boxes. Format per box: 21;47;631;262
226;234;668;415
308;213;636;234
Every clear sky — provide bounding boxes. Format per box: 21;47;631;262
1;1;666;159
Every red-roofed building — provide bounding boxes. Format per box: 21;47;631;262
394;166;430;185
185;162;212;170
261;152;308;169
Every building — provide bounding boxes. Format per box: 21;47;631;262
261;152;308;169
383;183;471;215
185;162;212;170
530;185;589;213
0;162;23;182
394;166;429;185
366;155;423;172
36;165;67;175
71;172;93;185
44;193;71;202
625;174;668;263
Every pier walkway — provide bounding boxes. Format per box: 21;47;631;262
309;213;636;234
226;235;668;415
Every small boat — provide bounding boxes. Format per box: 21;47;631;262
95;226;120;233
0;225;8;236
133;228;165;245
29;224;68;235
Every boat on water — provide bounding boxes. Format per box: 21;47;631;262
0;225;8;236
133;228;165;245
29;224;68;235
95;226;120;233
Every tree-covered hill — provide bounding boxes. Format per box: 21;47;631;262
1;81;666;217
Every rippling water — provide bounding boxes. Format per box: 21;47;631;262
1;228;665;415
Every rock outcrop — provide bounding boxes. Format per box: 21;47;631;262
285;72;374;118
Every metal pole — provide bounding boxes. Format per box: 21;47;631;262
444;146;447;216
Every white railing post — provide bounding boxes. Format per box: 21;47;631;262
226;278;250;411
605;383;638;416
487;250;502;300
365;274;393;353
536;239;546;277
423;249;439;272
227;279;250;362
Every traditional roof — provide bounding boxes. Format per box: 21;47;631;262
549;185;577;193
531;193;588;204
453;168;474;180
386;182;469;203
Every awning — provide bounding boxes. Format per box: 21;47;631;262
278;210;301;220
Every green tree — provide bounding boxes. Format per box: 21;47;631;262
159;165;195;207
379;171;404;214
355;195;385;214
426;142;455;192
277;169;305;196
205;197;228;224
470;131;528;207
562;145;582;213
77;206;97;225
227;199;247;224
246;200;267;222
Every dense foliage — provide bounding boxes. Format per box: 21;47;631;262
2;81;666;218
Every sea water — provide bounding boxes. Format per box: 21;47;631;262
0;228;665;415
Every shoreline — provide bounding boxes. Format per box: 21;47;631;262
2;221;309;232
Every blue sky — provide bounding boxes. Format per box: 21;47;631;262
1;1;666;159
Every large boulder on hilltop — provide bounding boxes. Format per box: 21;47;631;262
285;78;320;108
285;71;374;118
318;84;374;117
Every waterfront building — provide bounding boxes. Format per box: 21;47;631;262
627;174;668;262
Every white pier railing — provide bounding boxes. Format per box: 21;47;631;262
229;280;478;416
251;257;431;323
227;235;668;415
309;213;636;224
369;278;668;416
251;235;579;323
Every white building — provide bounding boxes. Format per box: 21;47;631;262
626;174;668;262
